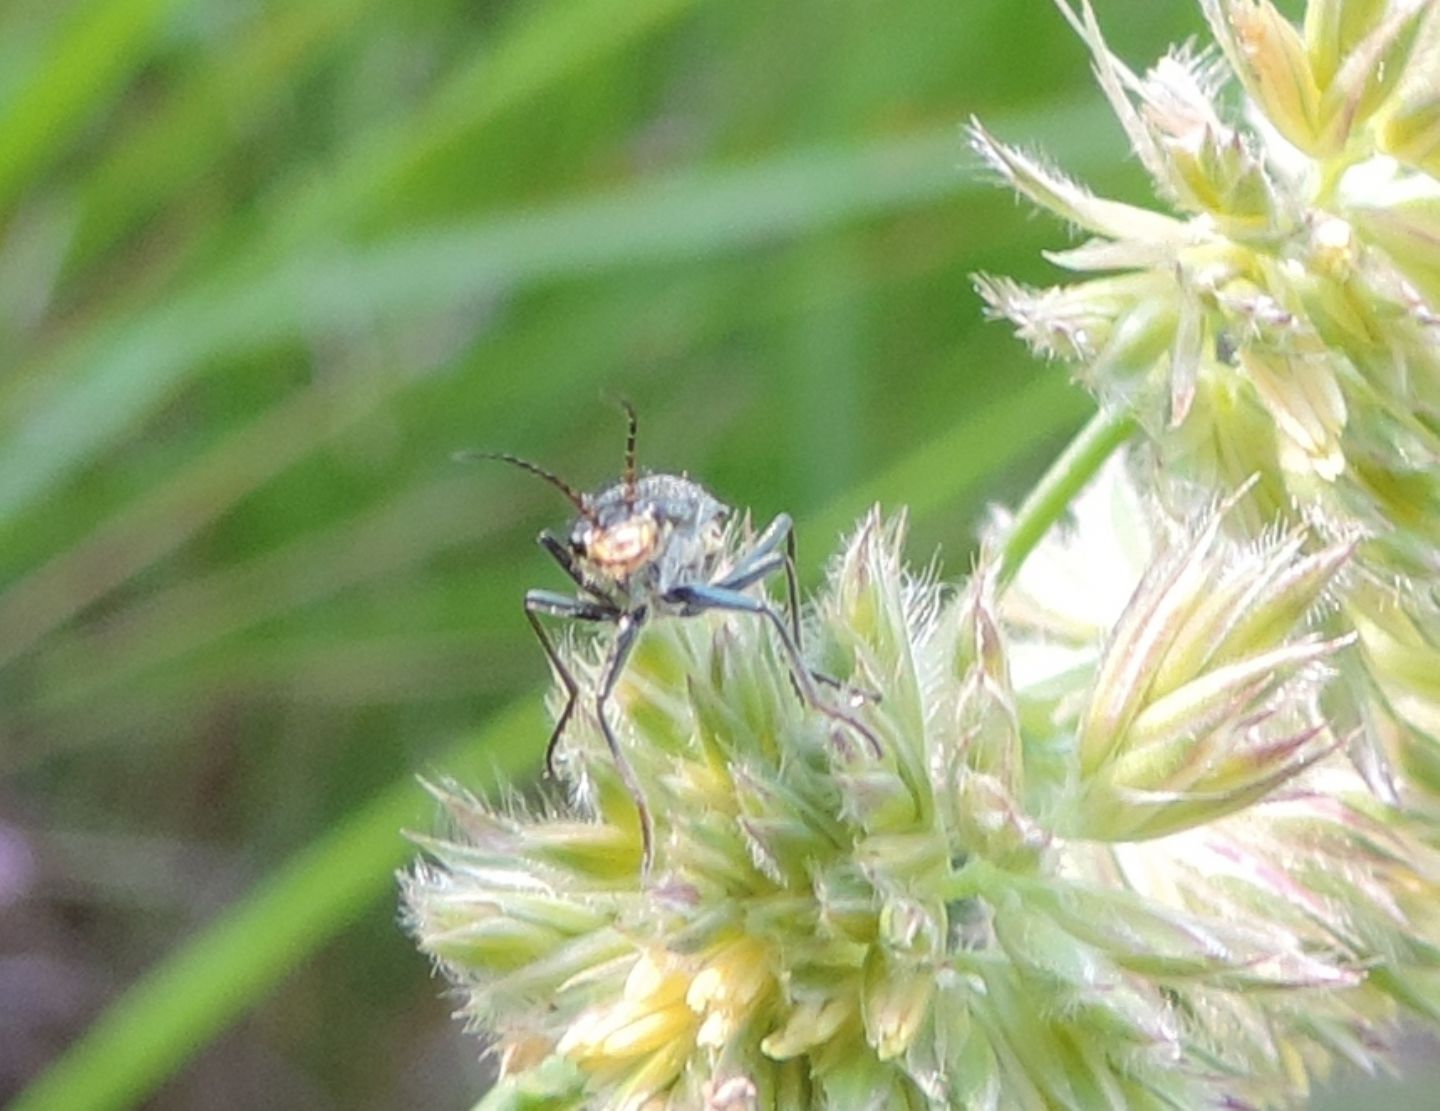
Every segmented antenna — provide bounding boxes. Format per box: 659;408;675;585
453;450;593;519
619;399;638;506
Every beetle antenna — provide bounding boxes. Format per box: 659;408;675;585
454;450;593;519
619;399;638;506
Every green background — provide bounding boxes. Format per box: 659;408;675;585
1;0;1433;1106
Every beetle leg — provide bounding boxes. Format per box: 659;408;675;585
783;526;803;647
715;515;804;660
714;550;785;593
537;530;589;591
713;543;880;706
664;583;881;757
595;611;654;869
524;589;618;777
716;512;801;646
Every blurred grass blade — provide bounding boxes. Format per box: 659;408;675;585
69;0;700;272
268;0;703;242
0;0;179;214
0;370;411;672
0;96;1114;537
808;374;1091;544
6;699;546;1111
9;374;1089;1111
65;0;379;269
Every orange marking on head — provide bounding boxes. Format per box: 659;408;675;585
586;516;659;574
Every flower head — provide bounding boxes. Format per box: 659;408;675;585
975;0;1440;801
407;487;1440;1107
406;4;1440;1104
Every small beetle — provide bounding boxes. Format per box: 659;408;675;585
464;404;878;866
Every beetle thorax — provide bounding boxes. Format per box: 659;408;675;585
570;473;729;602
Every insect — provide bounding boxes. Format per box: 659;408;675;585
463;403;879;867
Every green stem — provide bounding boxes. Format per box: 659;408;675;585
997;406;1136;588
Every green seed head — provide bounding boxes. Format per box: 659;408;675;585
407;481;1440;1106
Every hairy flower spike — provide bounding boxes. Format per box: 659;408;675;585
981;0;1440;792
408;476;1440;1106
410;1;1440;1104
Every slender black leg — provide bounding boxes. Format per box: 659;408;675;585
724;514;793;589
714;536;880;707
713;549;837;703
664;583;881;756
595;612;653;867
783;526;803;647
722;513;802;645
537;531;589;591
523;589;618;776
715;550;786;593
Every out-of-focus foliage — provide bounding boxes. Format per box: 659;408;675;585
30;0;1437;1108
